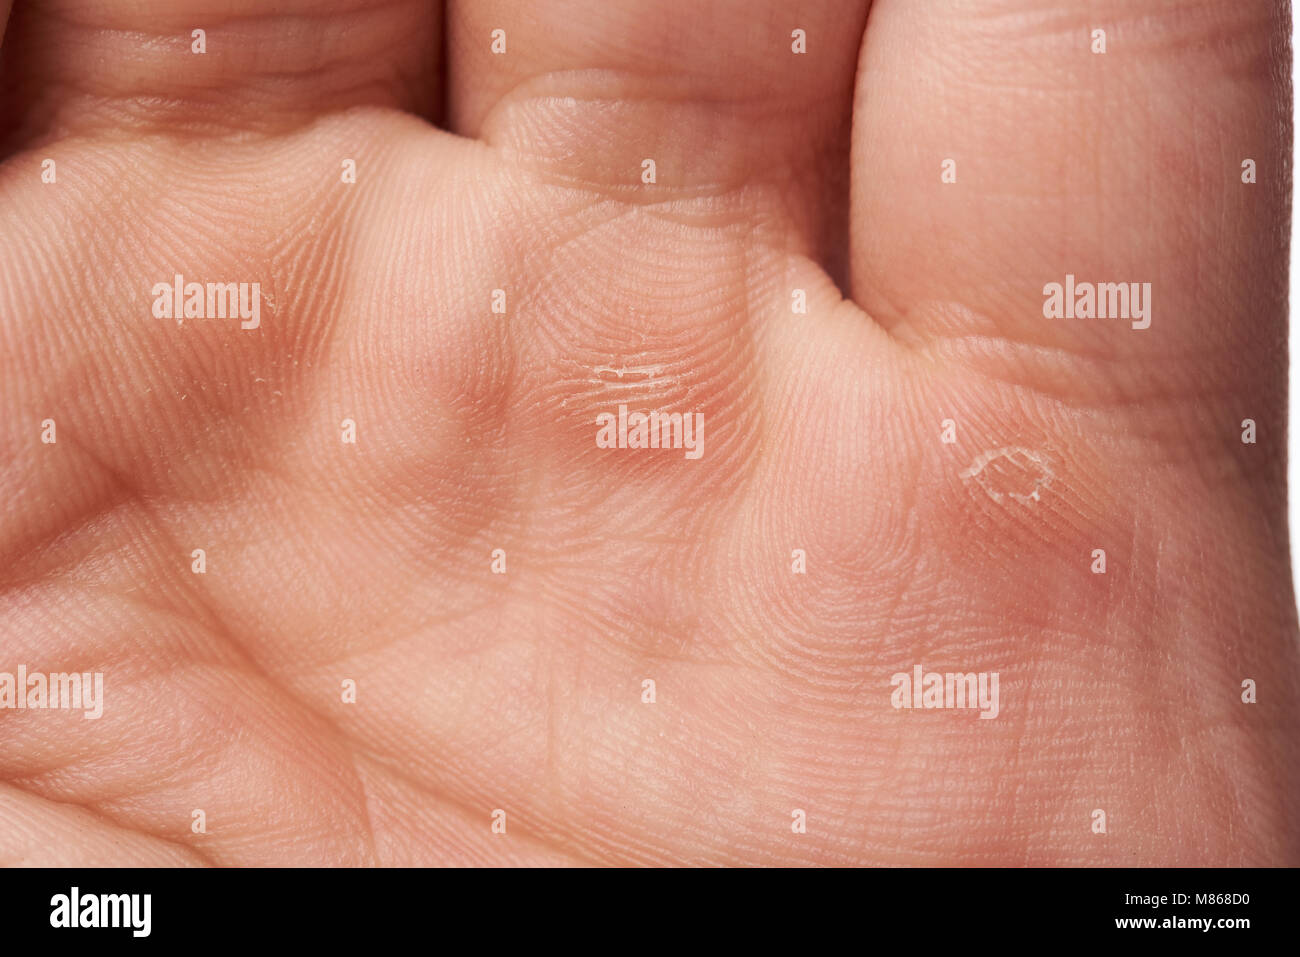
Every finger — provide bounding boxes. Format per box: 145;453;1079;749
446;0;870;268
0;0;441;148
849;0;1290;416
0;0;11;146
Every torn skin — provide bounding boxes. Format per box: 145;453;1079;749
959;447;1054;505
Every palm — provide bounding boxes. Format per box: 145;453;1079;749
2;0;1296;866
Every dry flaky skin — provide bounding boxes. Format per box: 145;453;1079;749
0;0;1296;867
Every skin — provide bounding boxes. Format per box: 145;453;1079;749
0;0;1296;866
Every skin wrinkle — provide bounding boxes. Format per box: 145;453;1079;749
1;433;380;862
0;783;212;866
1;0;437;146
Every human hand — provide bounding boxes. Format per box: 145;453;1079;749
1;0;1295;865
